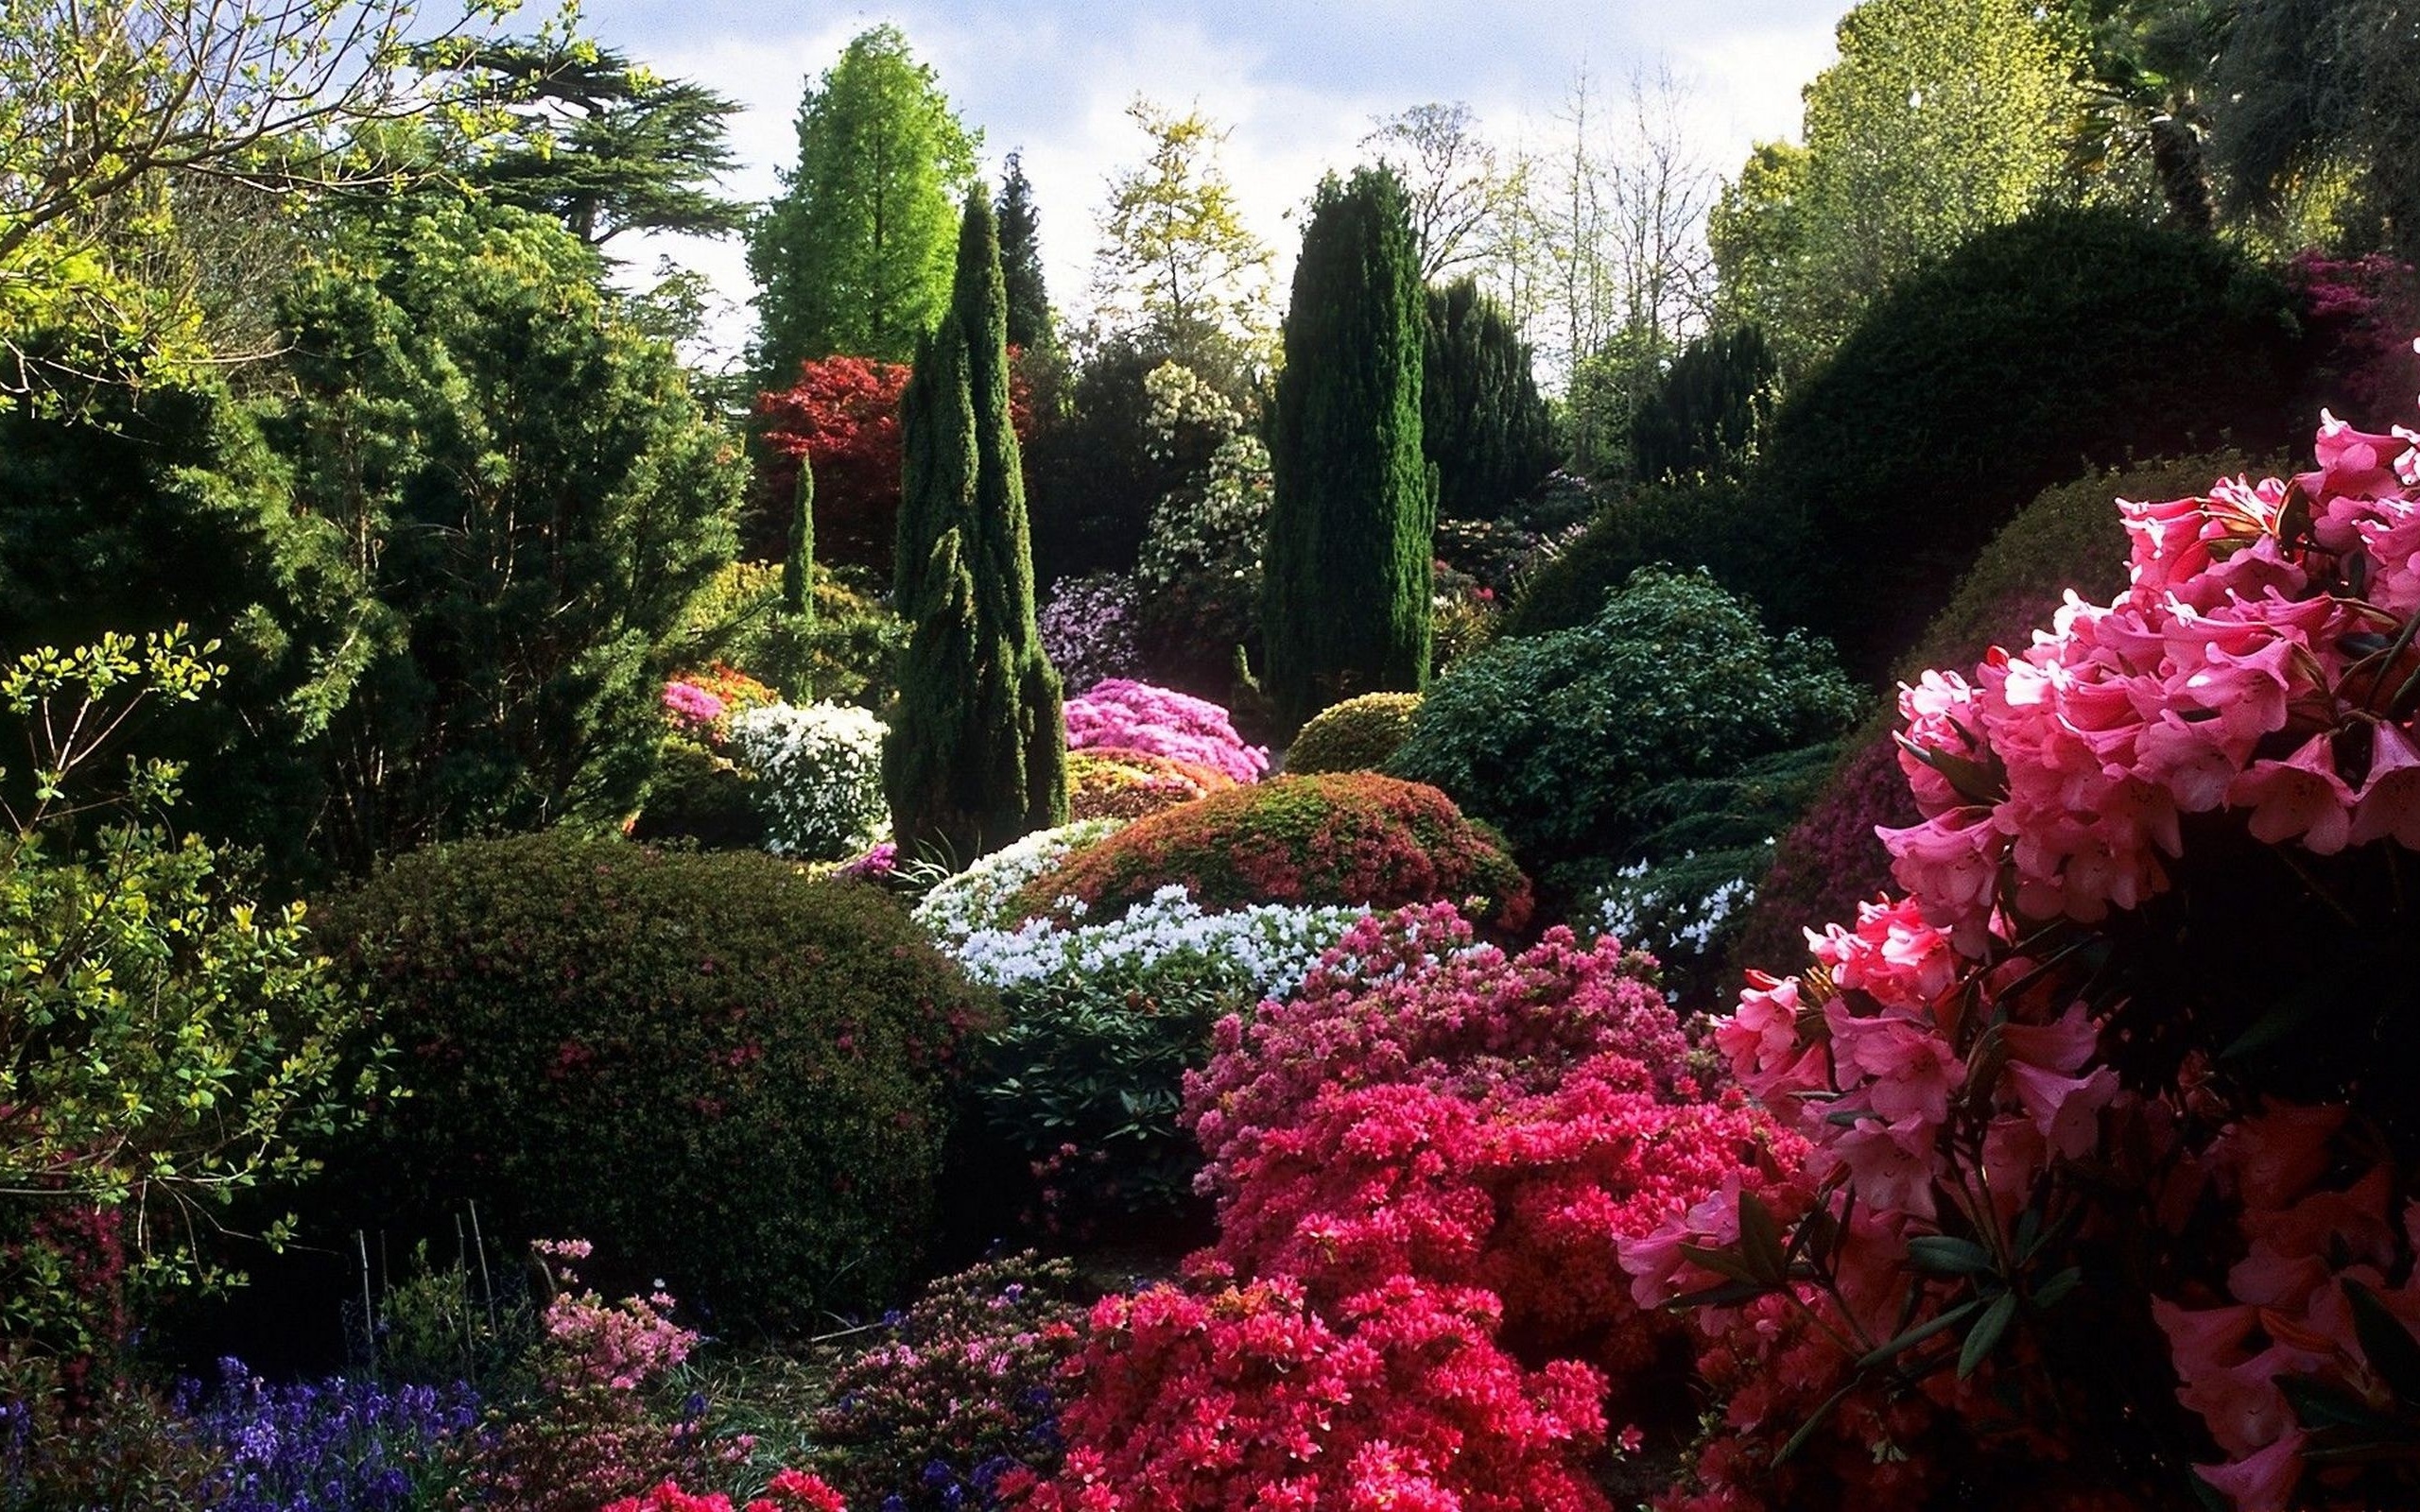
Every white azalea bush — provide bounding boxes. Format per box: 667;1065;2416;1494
910;817;1126;944
1584;845;1768;997
727;700;888;860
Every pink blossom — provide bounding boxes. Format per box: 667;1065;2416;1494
2227;733;2358;853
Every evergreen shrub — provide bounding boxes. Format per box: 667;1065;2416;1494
315;833;994;1332
1283;692;1422;775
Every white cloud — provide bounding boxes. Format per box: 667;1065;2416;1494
587;0;1856;368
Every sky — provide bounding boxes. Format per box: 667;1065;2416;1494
574;0;1860;366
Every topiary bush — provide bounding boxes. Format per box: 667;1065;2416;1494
1065;747;1234;823
314;833;994;1332
1762;207;2302;676
1283;692;1422;775
1012;773;1531;932
1390;567;1861;885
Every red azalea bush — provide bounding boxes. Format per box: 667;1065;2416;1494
1013;774;1533;931
603;1469;848;1512
1025;907;1800;1511
1636;404;2420;1511
1065;746;1236;823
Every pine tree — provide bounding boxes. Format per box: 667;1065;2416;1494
885;190;1067;863
1423;277;1555;519
995;151;1054;352
1263;167;1432;731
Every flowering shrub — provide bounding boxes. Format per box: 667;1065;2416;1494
955;887;1377;1219
835;840;897;882
727;700;889;860
319;835;994;1331
1013;773;1533;932
602;1469;849;1512
1028;907;1796;1510
1065;747;1233;823
1063;680;1268;785
1283;691;1422;775
1038;574;1145;696
664;680;727;732
1640;404;2420;1511
909;817;1126;945
664;666;781;745
811;1252;1087;1509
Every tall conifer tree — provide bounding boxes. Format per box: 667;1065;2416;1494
1263;166;1432;730
886;190;1067;862
995;152;1054;352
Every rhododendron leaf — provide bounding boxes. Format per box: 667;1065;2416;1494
1738;1191;1789;1284
2278;1373;2400;1435
1678;1243;1766;1288
1773;1383;1858;1467
2031;1265;2083;1311
1854;1297;1983;1372
2279;480;2316;553
2221;996;2319;1063
1893;735;2006;807
1667;1279;1777;1310
1906;1236;1996;1278
2345;1278;2420;1407
1786;1203;1841;1269
1957;1292;2017;1380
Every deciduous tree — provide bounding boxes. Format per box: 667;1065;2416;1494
1090;96;1274;372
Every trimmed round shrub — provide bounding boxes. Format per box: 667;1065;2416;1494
1065;746;1235;823
1389;567;1861;883
1283;692;1421;775
1728;451;2263;977
1762;207;2301;675
727;700;889;860
1012;772;1532;931
315;833;994;1332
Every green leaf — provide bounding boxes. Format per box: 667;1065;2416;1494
2345;1278;2420;1407
1906;1235;1996;1278
1738;1191;1788;1284
1773;1382;1858;1467
2031;1266;2083;1312
1854;1297;1984;1371
1678;1243;1764;1288
1958;1292;2018;1380
2277;1373;2399;1434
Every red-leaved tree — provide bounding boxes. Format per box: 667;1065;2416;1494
753;353;1036;574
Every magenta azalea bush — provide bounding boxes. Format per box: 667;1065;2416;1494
1063;679;1269;785
1632;404;2420;1512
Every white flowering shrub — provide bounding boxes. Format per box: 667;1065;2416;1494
727;700;889;861
952;885;1368;1001
1584;844;1769;994
909;817;1126;944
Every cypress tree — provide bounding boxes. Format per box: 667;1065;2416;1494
995;152;1055;353
1263;166;1432;731
885;189;1068;863
1423;277;1556;519
1630;324;1778;484
783;453;816;617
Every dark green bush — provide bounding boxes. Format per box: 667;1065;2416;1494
1630;323;1777;485
1284;692;1422;775
1498;476;1798;640
629;734;766;850
1390;568;1861;883
315;833;994;1332
1761;208;2302;675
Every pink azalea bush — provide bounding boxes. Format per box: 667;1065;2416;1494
1063;679;1269;785
1635;400;2420;1511
1025;906;1797;1511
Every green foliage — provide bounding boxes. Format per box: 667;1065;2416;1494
1285;692;1423;776
1423;278;1555;520
1712;0;2091;365
629;733;765;850
996;152;1055;353
1090;96;1276;372
888;193;1069;865
1631;325;1778;485
315;833;995;1332
748;25;979;374
1389;568;1861;882
0;632;376;1354
2204;0;2415;241
1762;207;2301;675
1264;167;1433;731
784;459;816;621
431;39;748;248
671;561;902;708
1498;476;1791;640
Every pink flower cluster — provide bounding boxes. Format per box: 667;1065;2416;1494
602;1469;848;1512
2156;1105;2420;1510
1063;679;1270;785
1026;907;1793;1511
1880;413;2420;950
663;681;727;731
